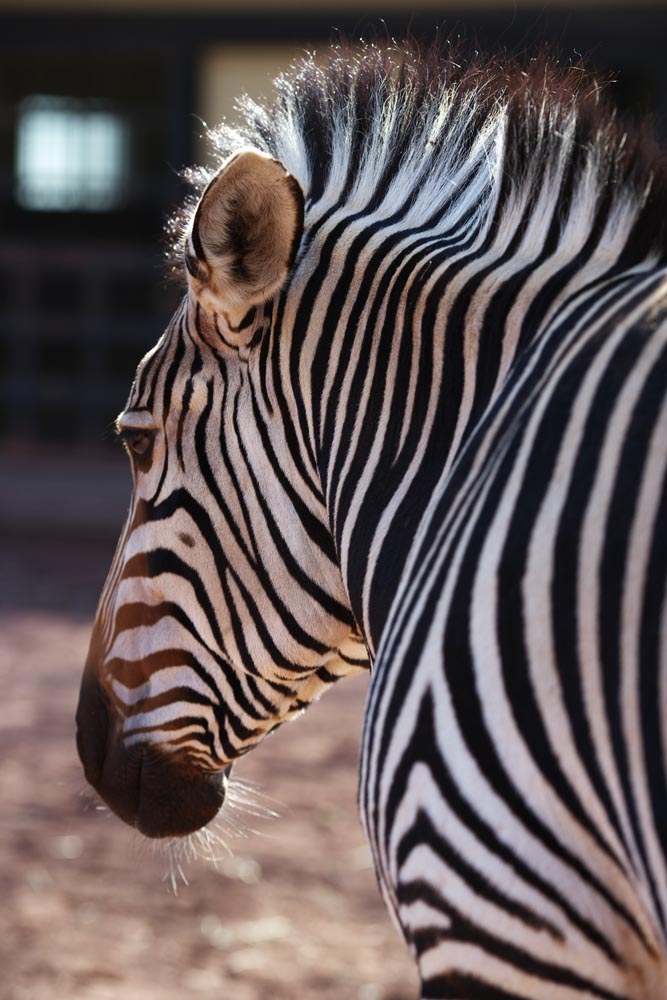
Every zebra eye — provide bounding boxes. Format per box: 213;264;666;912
119;428;153;459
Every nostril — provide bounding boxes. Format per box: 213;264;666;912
75;678;110;786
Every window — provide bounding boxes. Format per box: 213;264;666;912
14;96;129;212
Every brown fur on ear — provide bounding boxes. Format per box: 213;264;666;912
187;149;304;321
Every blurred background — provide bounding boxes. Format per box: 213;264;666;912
0;2;666;998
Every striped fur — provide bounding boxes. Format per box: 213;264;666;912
81;43;667;996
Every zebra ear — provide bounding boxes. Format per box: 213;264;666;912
185;149;304;323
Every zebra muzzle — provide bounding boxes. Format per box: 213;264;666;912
76;672;227;838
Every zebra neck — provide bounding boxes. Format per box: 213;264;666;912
273;86;667;656
309;184;661;658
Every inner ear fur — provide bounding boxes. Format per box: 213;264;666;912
187;149;305;320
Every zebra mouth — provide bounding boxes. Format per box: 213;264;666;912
76;678;228;838
97;738;228;839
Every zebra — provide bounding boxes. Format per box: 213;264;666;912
76;42;667;998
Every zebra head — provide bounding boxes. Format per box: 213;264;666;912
76;149;365;838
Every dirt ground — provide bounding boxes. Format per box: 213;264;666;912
0;535;419;1000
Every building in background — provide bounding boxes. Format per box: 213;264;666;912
0;0;666;467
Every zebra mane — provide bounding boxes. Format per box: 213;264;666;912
168;41;667;274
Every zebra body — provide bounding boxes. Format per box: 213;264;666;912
363;267;667;997
76;45;667;997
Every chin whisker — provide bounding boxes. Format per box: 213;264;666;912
76;773;280;891
225;777;282;822
77;783;112;822
153;775;281;888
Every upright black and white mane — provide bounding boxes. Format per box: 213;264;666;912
172;42;667;277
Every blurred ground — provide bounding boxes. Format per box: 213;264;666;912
0;533;418;1000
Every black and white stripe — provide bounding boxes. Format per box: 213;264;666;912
80;43;667;997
